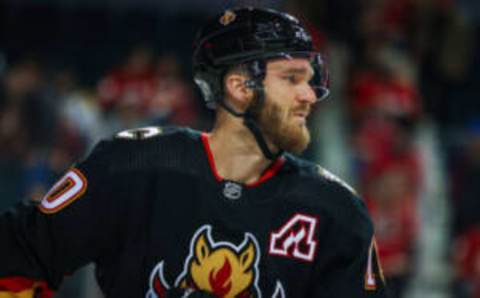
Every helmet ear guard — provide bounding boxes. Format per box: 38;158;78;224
194;72;219;110
194;59;266;111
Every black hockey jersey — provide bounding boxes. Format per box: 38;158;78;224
0;126;388;297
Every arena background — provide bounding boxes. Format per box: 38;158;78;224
1;0;480;297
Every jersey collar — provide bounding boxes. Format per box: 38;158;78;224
200;132;285;188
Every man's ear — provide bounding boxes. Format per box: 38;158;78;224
224;73;254;112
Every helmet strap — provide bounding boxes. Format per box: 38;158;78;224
243;114;283;160
244;89;283;161
217;100;246;117
217;89;282;160
218;60;283;161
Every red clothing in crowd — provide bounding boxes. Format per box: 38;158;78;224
366;195;417;277
454;227;480;298
97;68;157;113
350;71;421;119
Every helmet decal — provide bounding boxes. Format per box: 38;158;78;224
219;9;236;26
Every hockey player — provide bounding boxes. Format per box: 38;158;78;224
0;7;388;298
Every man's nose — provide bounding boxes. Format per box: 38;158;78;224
297;84;317;104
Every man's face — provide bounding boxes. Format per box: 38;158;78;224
252;58;317;154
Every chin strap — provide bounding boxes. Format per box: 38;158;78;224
217;98;283;161
243;114;283;160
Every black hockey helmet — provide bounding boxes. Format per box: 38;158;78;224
193;7;329;109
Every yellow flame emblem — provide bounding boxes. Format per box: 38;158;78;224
178;225;261;298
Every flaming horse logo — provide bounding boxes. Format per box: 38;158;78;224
146;225;263;298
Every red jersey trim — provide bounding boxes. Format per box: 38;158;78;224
246;157;284;188
0;277;54;297
201;132;223;182
200;132;285;187
0;276;34;292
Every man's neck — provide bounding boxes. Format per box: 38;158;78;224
207;118;277;185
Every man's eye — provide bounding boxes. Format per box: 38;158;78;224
283;75;297;84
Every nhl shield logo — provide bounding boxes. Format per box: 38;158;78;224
219;9;236;26
223;181;242;200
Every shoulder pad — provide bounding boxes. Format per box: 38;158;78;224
315;165;358;196
82;126;201;173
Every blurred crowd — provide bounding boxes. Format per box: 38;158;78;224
1;0;480;297
297;0;480;297
0;46;202;209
